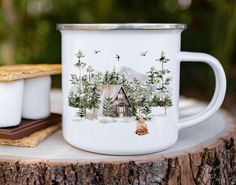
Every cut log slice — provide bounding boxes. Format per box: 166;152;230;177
0;96;235;185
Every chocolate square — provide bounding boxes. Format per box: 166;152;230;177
0;113;61;139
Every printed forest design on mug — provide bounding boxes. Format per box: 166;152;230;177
68;49;173;136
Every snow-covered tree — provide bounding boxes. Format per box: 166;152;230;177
68;91;80;108
120;74;127;85
147;66;159;85
77;105;86;118
69;50;102;118
145;51;173;114
157;94;172;115
94;72;103;85
74;49;86;89
110;67;116;83
128;78;151;120
102;68;120;85
155;51;172;114
146;66;160;105
139;104;152;120
109;67;119;84
70;74;79;85
103;71;110;85
75;50;85;69
103;97;114;117
87;65;94;82
89;84;101;116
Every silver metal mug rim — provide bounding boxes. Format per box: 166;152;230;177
56;23;187;31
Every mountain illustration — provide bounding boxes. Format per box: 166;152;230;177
118;66;160;91
118;66;148;85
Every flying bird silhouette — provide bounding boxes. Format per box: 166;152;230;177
115;54;120;61
155;56;165;61
140;51;148;56
94;50;101;54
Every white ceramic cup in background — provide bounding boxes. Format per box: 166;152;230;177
57;23;226;155
22;76;51;119
0;80;24;127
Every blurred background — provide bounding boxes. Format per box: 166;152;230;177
0;0;235;112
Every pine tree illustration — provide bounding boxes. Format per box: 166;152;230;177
74;49;86;90
147;67;159;85
68;91;80;108
127;78;151;120
147;66;160;106
120;74;127;85
89;84;101;117
103;97;114;117
70;74;79;85
94;72;103;85
87;65;94;82
109;67;119;84
139;103;152;120
69;49;87;117
163;95;172;115
156;51;172;114
77;106;86;118
103;71;110;85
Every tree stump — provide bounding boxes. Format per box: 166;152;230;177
0;94;235;185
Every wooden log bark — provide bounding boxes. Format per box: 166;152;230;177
0;98;235;185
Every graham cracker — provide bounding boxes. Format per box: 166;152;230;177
0;124;61;147
0;64;61;82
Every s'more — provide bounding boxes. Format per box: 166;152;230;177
0;64;62;147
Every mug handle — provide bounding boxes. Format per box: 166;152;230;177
178;52;226;130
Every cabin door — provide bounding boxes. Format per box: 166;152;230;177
117;106;125;118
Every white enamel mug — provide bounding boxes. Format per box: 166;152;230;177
57;24;226;155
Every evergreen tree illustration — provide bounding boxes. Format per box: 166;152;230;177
127;78;139;116
146;66;160;106
115;71;119;83
138;89;152;120
151;95;159;107
163;95;172;115
78;65;101;118
77;79;88;118
87;65;94;82
68;91;80;108
147;67;158;85
155;51;172;114
103;97;114;117
140;103;152;120
74;49;86;90
119;75;133;96
102;68;120;85
120;74;127;85
89;84;101;116
103;71;110;85
69;49;88;118
109;70;115;84
125;79;138;117
128;78;151;120
76;75;89;117
70;74;79;85
69;49;102;119
77;105;86;118
94;72;103;85
86;65;94;110
110;67;119;84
